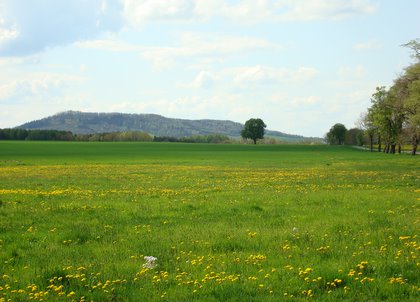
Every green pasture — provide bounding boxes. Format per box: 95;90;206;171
0;141;419;301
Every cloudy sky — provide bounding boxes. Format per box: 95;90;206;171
0;0;418;137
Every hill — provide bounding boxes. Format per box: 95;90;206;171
17;111;310;142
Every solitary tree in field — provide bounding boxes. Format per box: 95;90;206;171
241;118;267;144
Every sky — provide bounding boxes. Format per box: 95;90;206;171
0;0;419;137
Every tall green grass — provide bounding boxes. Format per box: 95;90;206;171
0;141;418;301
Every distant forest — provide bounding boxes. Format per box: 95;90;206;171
0;128;318;144
0;128;235;144
0;128;151;142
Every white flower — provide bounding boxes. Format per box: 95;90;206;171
144;256;157;262
143;255;158;269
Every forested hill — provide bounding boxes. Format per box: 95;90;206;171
17;111;307;141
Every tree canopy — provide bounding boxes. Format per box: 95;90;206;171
361;55;419;154
327;39;419;155
241;118;267;144
326;123;347;145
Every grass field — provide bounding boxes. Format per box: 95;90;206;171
0;141;419;301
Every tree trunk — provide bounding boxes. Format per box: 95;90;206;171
398;144;401;154
253;138;257;144
412;135;418;156
384;144;389;153
369;135;373;152
390;144;396;154
378;134;381;152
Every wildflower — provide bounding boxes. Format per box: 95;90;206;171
143;256;158;269
399;236;411;240
247;231;257;237
302;289;313;297
389;277;405;284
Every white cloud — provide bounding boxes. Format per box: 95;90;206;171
0;73;86;102
80;64;87;73
75;39;140;52
122;0;377;25
76;33;276;55
0;0;123;56
178;65;318;91
0;71;89;128
226;104;256;123
123;0;195;26
179;71;217;89
0;18;19;43
76;32;277;68
0;56;25;66
215;0;277;23
0;93;89;128
0;81;19;100
187;58;225;71
354;40;382;50
291;95;320;107
141;32;276;68
229;65;318;87
336;88;373;106
279;0;377;21
0;0;377;56
192;0;226;19
338;65;367;78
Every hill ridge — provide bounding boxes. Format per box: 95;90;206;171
17;111;308;141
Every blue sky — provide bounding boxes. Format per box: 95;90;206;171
0;0;419;137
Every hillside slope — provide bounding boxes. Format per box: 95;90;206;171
18;111;307;141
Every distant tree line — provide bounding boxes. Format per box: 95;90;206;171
325;39;419;155
153;134;230;143
0;129;75;141
0;128;312;145
0;128;235;143
77;131;153;142
0;129;153;142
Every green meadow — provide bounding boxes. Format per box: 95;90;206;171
0;141;419;301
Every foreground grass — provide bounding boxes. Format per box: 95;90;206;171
0;141;419;301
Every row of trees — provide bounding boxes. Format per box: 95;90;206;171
0;128;153;142
0;120;270;144
80;131;153;142
153;134;230;143
0;129;74;141
0;128;233;143
326;40;419;155
360;40;419;155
